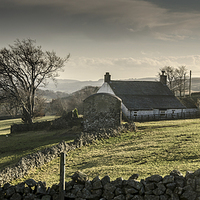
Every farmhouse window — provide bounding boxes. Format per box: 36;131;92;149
160;110;166;116
134;111;137;116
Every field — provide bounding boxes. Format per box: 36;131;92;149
0;116;58;135
1;118;200;187
0;116;77;171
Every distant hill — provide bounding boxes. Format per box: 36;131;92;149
41;79;104;94
39;77;200;98
36;89;69;102
191;78;200;92
127;77;157;81
40;77;157;94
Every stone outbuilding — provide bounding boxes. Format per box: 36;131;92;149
83;93;122;131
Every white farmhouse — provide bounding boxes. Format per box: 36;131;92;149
97;72;197;121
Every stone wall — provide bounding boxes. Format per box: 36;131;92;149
56;169;200;200
83;93;122;132
1;168;200;199
11;116;82;134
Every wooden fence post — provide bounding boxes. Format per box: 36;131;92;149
59;152;66;200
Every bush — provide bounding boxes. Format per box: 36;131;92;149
73;108;78;118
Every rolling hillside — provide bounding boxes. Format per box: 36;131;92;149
40;77;200;94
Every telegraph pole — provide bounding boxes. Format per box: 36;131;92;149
189;70;192;97
183;73;186;97
59;153;66;200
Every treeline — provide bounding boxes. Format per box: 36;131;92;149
49;86;99;116
0;86;99;119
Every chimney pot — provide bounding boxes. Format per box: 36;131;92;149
104;72;111;83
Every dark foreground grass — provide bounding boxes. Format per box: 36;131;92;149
11;118;200;187
0;116;78;171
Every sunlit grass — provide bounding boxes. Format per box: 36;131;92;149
0;116;59;135
11;118;200;187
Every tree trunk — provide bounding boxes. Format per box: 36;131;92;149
22;107;32;124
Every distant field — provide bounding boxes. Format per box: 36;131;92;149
0;118;22;135
0;116;58;135
0;116;78;172
10;118;200;187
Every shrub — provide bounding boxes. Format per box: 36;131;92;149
73;108;78;118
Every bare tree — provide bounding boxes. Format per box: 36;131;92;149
0;39;69;123
33;94;46;117
174;66;187;96
0;99;21;117
159;66;176;92
159;66;187;96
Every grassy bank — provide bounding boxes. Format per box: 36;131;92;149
11;118;200;187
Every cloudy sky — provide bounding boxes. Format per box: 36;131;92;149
1;0;200;81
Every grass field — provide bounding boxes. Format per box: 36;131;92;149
8;118;200;187
0;116;78;172
0;116;58;135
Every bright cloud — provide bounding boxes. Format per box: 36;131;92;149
60;55;200;80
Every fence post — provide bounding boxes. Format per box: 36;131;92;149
59;152;66;200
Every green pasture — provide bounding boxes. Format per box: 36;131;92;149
0;116;58;135
9;118;200;187
0;116;77;172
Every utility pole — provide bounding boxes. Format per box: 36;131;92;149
189;70;192;97
183;73;186;97
59;152;66;200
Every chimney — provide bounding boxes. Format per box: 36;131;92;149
160;70;167;85
104;72;111;83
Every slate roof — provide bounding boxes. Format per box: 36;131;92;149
178;97;198;109
108;81;186;110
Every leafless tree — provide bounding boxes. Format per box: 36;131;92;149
159;66;176;90
159;66;188;96
0;98;21;117
0;39;69;123
33;94;46;117
174;66;187;96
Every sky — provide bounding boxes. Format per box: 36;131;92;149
1;0;200;81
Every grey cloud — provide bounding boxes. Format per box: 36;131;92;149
1;0;200;43
145;0;200;12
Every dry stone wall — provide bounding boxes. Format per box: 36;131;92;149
11;116;82;134
1;168;200;199
60;169;200;200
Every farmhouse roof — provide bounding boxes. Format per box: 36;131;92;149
177;97;198;109
84;92;122;102
108;80;186;110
